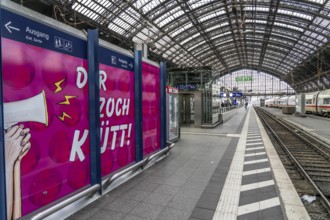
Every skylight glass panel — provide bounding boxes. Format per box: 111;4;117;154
172;10;184;19
158;39;167;46
112;18;131;30
77;7;90;16
325;1;330;8
180;36;193;45
169;22;193;37
277;9;312;20
72;4;82;12
99;0;111;8
264;58;280;65
187;40;206;51
197;50;213;57
210;32;231;40
245;6;269;12
93;4;101;12
155;42;162;49
161;35;170;42
73;3;99;21
205;22;229;32
306;0;325;4
77;0;107;17
189;0;213;9
155;7;181;26
246;19;267;24
228;61;240;66
134;0;163;13
122;15;137;25
199;10;225;23
315;34;325;42
158;17;173;27
310;32;318;38
274;22;304;32
191;33;201;39
318;18;330;27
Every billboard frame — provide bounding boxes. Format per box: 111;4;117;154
0;6;8;220
87;29;101;192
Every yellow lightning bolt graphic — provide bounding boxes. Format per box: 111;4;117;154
58;112;72;121
59;95;77;105
54;78;65;93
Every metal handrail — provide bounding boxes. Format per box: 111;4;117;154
147;141;175;163
103;141;175;190
103;158;147;189
31;184;100;220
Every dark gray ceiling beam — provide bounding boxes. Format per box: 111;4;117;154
258;0;280;67
174;0;228;69
275;0;330;71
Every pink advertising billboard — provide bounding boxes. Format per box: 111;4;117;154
99;47;136;177
1;6;163;220
2;37;90;218
1;9;91;219
142;62;161;155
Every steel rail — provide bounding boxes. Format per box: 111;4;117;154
259;108;330;158
255;107;330;211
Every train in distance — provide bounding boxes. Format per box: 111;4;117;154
265;89;330;117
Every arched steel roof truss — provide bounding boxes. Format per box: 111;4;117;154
51;0;330;91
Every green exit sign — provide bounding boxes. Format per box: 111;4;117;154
235;76;253;82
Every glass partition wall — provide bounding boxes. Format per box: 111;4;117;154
217;69;295;97
216;69;296;106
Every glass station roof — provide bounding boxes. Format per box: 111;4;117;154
52;0;330;92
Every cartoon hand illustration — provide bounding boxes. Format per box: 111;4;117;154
18;129;31;161
5;124;31;220
5;125;27;165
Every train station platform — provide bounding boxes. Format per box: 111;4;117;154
263;107;330;145
65;107;309;220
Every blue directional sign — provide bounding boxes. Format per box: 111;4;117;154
176;84;197;90
99;46;133;70
1;9;86;59
220;92;243;97
232;92;243;97
1;8;134;71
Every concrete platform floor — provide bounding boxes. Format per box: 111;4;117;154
65;107;308;220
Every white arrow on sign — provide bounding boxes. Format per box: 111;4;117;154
5;21;20;34
129;63;133;68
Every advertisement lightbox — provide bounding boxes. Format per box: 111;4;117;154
1;8;90;219
142;62;161;155
98;46;136;177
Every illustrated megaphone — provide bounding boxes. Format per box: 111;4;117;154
4;91;48;129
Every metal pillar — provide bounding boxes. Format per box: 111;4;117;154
160;62;166;149
87;29;101;192
0;7;7;219
134;49;143;161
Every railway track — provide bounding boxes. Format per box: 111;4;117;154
254;107;330;216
